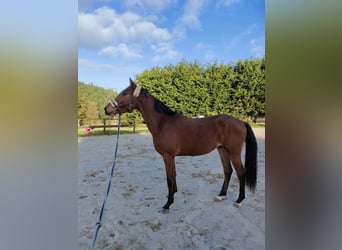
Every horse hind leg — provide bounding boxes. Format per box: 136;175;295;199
215;146;233;201
231;156;246;206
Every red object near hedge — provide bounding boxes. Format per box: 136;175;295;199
84;127;93;134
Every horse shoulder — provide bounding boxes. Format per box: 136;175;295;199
151;122;178;155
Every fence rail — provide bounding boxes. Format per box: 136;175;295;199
255;117;265;126
78;115;264;134
78;118;137;133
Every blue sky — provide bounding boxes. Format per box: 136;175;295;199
78;0;264;92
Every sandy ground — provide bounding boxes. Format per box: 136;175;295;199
78;128;265;250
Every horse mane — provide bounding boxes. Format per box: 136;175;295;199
140;88;176;116
153;98;176;116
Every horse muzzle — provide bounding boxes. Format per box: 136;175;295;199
104;98;120;116
104;105;119;116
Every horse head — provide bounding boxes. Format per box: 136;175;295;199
104;78;142;116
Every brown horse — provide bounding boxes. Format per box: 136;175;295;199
104;78;257;212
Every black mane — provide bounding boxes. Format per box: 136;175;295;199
140;88;176;116
153;98;176;116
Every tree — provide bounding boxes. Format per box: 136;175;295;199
135;58;265;119
78;81;118;124
86;101;99;120
78;95;88;121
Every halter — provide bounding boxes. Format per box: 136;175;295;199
133;85;142;97
109;85;142;112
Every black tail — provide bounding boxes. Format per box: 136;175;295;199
244;123;258;192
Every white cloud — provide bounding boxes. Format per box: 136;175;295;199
152;50;182;62
99;44;143;59
151;42;182;61
78;58;141;72
173;0;207;39
78;7;172;49
78;58;118;72
216;0;241;8
179;0;207;29
224;24;257;52
249;38;264;58
151;42;171;53
197;42;216;62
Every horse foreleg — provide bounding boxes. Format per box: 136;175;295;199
161;155;177;211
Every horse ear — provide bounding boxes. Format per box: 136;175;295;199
129;78;136;88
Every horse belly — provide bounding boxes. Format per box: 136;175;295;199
176;136;219;156
177;148;216;156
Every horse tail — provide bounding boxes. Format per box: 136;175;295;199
244;122;258;192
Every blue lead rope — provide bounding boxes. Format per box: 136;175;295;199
91;115;121;250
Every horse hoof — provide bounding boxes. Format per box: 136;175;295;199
158;208;169;214
214;196;225;202
233;202;242;208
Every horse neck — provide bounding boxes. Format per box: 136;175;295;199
135;93;166;136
